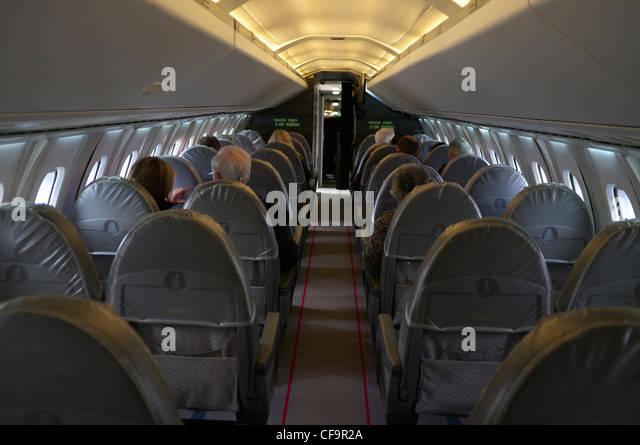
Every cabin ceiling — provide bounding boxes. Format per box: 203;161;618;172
213;0;471;78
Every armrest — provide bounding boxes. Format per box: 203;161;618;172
279;265;296;296
256;312;281;376
377;314;402;378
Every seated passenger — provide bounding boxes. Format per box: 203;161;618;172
198;134;221;150
128;157;190;210
439;138;474;173
362;163;435;275
212;145;300;270
396;135;420;158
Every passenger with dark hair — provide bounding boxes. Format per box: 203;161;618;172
198;134;221;150
362;163;439;275
212;145;300;270
128;156;190;210
396;135;420;158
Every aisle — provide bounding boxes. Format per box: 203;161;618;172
266;191;385;425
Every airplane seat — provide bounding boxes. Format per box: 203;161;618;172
158;155;202;206
464;164;529;217
373;182;482;333
0;294;182;425
0;202;103;303
359;144;397;192
469;306;640;425
503;183;595;306
252;147;302;198
556;219;640;312
376;217;552;423
417;140;446;163
291;138;316;190
264;141;307;190
106;209;280;424
423;144;449;171
179;145;218;183
289;132;313;170
354;134;377;169
218;138;233;148
440;154;490;187
70;176;159;289
359;164;442;256
183;180;294;330
247;158;302;244
231;133;256;154
365;153;421;198
239;129;266;150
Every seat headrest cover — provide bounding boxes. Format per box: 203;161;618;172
406;217;551;331
465;164;529;217
159;155;202;190
0;294;182;425
184;180;277;260
70;176;159;253
179;146;218;182
0;203;102;302
441;154;490;187
385;182;482;259
252;148;297;185
504;183;594;263
556;219;640;311
469;307;640;425
107;209;254;327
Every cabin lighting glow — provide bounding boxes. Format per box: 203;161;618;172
452;0;470;6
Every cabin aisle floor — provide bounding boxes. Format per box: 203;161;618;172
267;222;386;425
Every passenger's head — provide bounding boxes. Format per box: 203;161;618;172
210;145;251;183
128;157;175;203
375;128;395;144
396;135;419;157
269;129;293;147
198;135;221;150
448;138;473;160
390;164;435;202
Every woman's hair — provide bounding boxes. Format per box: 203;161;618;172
128;157;175;204
390;164;435;202
198;135;221;150
269;129;293;147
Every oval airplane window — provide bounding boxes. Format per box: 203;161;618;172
150;144;162;157
532;161;548;184
607;183;636;221
0;182;4;203
563;169;585;201
85;156;107;187
35;167;64;206
119;151;139;178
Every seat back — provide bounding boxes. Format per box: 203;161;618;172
70;176;159;286
107;210;276;421
0;203;102;303
465;164;529;217
239;129;266;150
360;144;397;190
158;155;202;203
469;307;640;425
264;141;306;188
291;138;311;171
289;132;313;170
423;144;449;171
372;165;442;224
354;134;377;168
365;153;420;197
179;145;218;182
504;183;595;305
440;154;490;187
0;295;182;425
252;148;298;194
380;182;482;326
184;181;281;325
394;217;551;416
231;133;256;154
417;140;446;163
556;219;640;312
